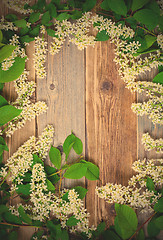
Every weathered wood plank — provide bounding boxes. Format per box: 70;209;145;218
36;38;85;188
0;2;36;239
85;41;137;226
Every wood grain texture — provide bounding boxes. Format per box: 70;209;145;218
36;38;85;189
85;41;137;227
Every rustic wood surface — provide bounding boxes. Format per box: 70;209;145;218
1;1;163;239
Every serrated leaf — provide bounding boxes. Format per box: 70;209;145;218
29;12;40;24
136;229;144;240
49;146;61;169
18;205;32;224
73;136;83;155
8;231;18;240
105;0;127;16
5;14;18;21
133;9;159;31
46;3;57;18
158;65;163;73
0;204;8;214
145;0;160;15
63;134;76;160
0;45;16;63
0;30;3;42
0;105;22;126
96;30;109;41
32;154;44;167
159;15;163;32
29;26;40;37
115;205;138;239
0;57;26;83
3;211;22;225
146;177;155;192
154;197;163;212
14;19;27;28
46;179;55;192
41;11;51;25
16;183;30;196
45;165;60;184
82;0;96;12
96;222;106;235
147;220;160;237
0;136;9;151
20;35;34;43
46;29;56;37
64;163;87;179
84;161;99;180
73;186;88;199
137;35;156;53
56;13;70;21
154;216;163;230
152;72;163;85
102;229;121;240
100;0;111;11
66;215;79;226
131;0;150;12
0;96;8;108
19;27;30;36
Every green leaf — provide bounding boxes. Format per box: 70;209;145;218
96;30;109;41
73;136;83;155
22;172;32;183
146;177;155;192
133;48;159;56
96;222;106;235
133;9;159;31
136;229;145;240
152;72;163;85
46;29;57;37
56;13;70;21
103;229;121;240
82;0;96;12
41;11;51;25
63;134;76;160
114;205;138;239
0;45;16;63
0;204;8;214
0;57;26;83
73;186;88;199
29;12;40;24
44;165;60;184
64;163;87;179
100;0;111;11
31;230;44;240
29;26;40;37
49;146;61;169
19;27;30;36
0;83;4;91
66;215;79;226
0;95;8;108
137;35;156;53
0;30;3;42
0;136;9;151
154;216;163;230
145;0;160;15
147;220;160;237
105;0;127;16
46;3;57;18
18;205;32;224
159;15;163;32
154;198;163;213
131;0;150;12
37;0;46;10
158;65;163;73
0;105;22;126
5;14;18;21
32;154;44;167
14;19;27;28
16;183;30;196
3;211;22;225
46;179;55;192
84;161;99;180
8;231;18;240
20;35;35;43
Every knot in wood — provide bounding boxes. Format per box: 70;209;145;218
101;81;113;92
50;83;55;90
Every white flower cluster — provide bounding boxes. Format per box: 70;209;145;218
131;96;163;125
96;158;162;212
0;126;54;193
1;34;26;71
0;16;18;31
4;71;48;137
157;34;163;50
34;36;47;78
142;133;163;153
2;0;32;14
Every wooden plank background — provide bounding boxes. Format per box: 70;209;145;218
1;1;163;239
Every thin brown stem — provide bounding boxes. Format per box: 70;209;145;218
129;212;157;240
0;222;39;228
